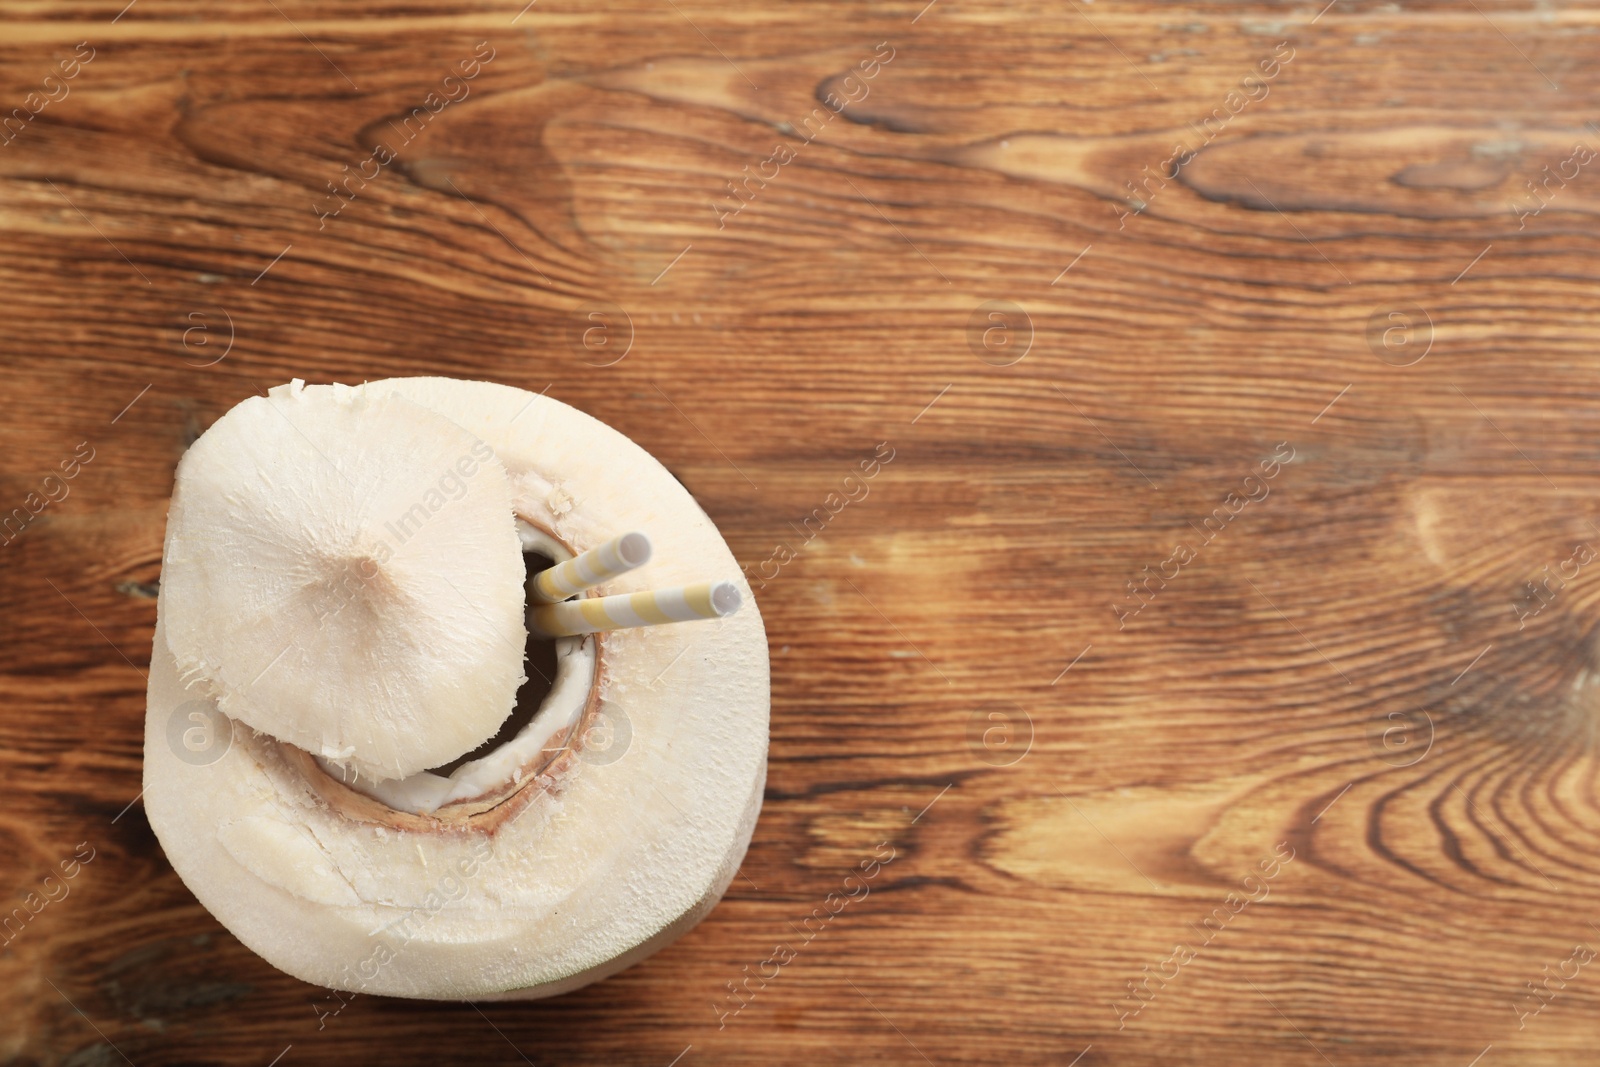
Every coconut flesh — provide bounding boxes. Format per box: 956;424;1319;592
143;377;769;999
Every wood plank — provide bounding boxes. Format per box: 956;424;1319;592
3;1;1600;1064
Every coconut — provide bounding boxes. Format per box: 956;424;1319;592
143;377;769;999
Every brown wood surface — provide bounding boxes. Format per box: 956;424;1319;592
4;0;1600;1063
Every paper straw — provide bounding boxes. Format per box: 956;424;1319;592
529;581;742;637
530;532;652;603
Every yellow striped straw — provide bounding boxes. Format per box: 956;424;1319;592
530;532;652;603
529;581;742;637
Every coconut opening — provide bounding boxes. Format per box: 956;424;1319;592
311;520;599;816
427;551;561;778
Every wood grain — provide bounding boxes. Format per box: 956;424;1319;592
4;1;1600;1064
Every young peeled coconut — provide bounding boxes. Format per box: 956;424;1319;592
143;377;769;999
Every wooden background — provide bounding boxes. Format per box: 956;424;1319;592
3;0;1600;1063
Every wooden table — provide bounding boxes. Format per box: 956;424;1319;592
3;1;1599;1063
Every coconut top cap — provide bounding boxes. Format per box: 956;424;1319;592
161;380;527;781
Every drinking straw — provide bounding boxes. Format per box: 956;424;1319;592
530;580;742;637
530;531;652;603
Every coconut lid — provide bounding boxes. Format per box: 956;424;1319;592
160;380;527;780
